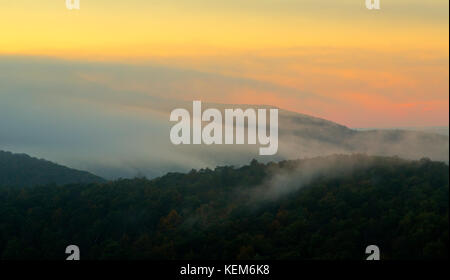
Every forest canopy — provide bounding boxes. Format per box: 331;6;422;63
0;154;448;260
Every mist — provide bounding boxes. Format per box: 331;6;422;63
0;56;448;179
245;155;384;202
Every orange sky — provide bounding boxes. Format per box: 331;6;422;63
0;0;448;127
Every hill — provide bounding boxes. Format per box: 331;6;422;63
0;154;447;259
270;107;449;162
1;98;448;179
0;150;104;187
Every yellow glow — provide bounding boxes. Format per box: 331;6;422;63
1;0;448;127
1;0;448;58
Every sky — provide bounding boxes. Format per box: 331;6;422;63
0;0;449;127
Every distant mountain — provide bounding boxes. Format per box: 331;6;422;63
355;126;449;136
0;150;104;187
0;100;448;179
161;104;449;176
275;108;449;162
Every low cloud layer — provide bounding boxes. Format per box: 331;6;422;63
0;57;448;179
245;155;399;202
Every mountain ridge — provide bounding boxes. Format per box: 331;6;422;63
0;150;105;187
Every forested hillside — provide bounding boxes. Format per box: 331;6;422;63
0;151;104;187
0;155;447;259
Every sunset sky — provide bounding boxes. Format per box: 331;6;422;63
1;0;448;127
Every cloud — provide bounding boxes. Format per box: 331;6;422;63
0;56;447;179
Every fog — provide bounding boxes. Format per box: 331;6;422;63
245;155;376;202
1;56;448;179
